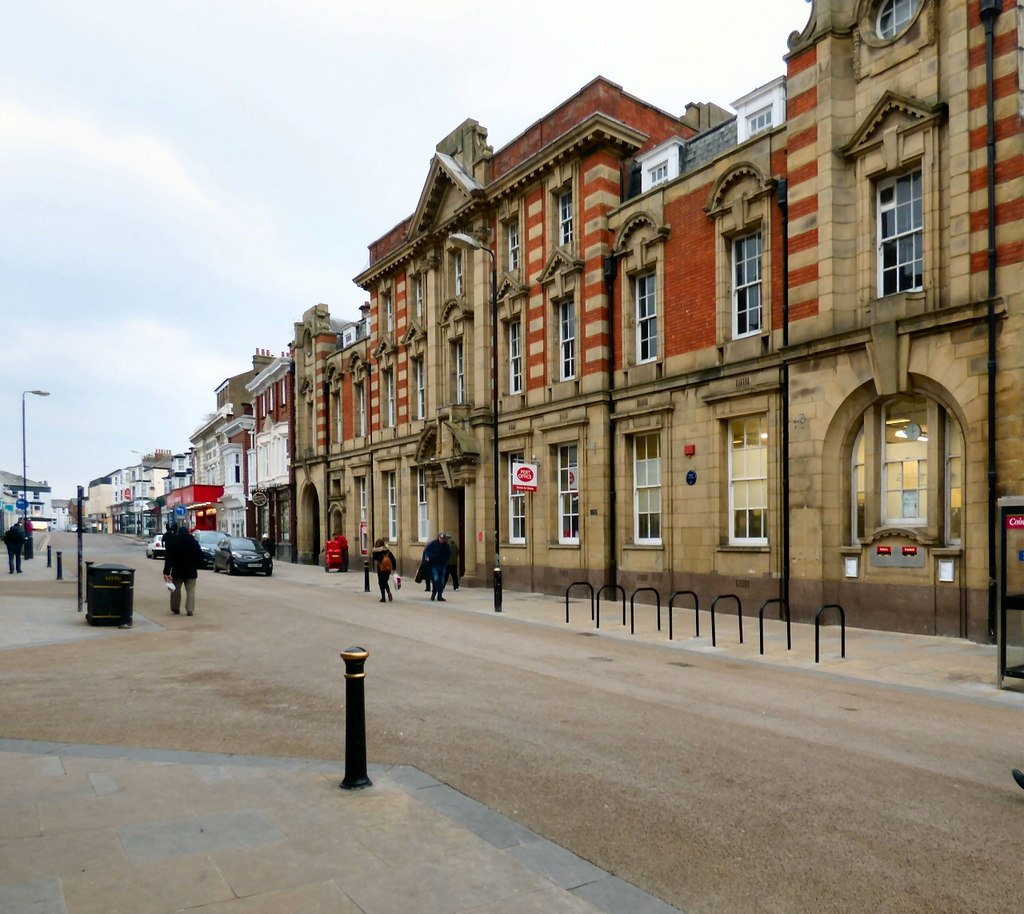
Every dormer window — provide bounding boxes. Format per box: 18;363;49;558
732;76;786;143
746;107;773;137
648;160;669;187
636;138;685;194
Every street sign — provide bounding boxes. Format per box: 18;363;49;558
511;462;538;492
15;498;28;510
174;505;187;518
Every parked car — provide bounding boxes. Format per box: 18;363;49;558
145;535;165;559
212;536;273;576
193;530;221;568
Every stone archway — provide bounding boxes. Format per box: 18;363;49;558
299;483;321;565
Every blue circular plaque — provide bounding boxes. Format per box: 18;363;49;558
686;470;697;486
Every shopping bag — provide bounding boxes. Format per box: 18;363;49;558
394;574;402;590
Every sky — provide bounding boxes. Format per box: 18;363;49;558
1;0;812;503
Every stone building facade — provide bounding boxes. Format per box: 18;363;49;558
298;0;1022;640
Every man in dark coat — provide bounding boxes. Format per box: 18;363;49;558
423;532;452;602
162;526;204;616
4;521;26;574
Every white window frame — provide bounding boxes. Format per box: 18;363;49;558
417;468;430;542
385;369;396;427
559;301;576;381
729;416;768;545
851;429;865;543
454;250;463;296
507;220;520;271
634;433;662;545
559;190;574;246
877;0;919;39
733;233;762;339
357;381;367;437
509;320;523;394
387;471;398;541
415;274;424;319
384;292;394;333
746;107;773;136
414;357;425;420
453;341;465;403
358;476;368;554
648;160;669;186
877;169;923;297
509;450;526;544
558;444;579;545
636;272;657;363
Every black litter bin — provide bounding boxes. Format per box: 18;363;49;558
86;563;135;628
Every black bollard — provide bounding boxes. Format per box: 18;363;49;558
363;557;370;593
339;646;372;790
56;551;63;581
47;544;52;567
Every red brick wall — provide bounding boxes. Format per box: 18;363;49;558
663;186;717;355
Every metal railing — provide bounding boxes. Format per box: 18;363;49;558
814;603;846;663
710;594;743;647
564;581;595;625
629;587;661;634
668;590;699;641
758;598;792;655
595;584;626;630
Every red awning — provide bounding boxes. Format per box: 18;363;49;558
163;485;225;508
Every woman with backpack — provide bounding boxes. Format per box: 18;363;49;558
371;538;397;603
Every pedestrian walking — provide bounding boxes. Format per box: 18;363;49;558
4;520;27;574
445;535;460;591
423;532;452;602
371;538;397;603
162;525;204;616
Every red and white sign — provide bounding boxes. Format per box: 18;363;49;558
1007;515;1024;529
512;462;538;492
123;488;132;500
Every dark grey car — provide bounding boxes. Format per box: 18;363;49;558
212;536;273;576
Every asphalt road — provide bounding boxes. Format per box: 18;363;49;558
2;533;1022;914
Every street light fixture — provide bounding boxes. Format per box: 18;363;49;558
22;390;50;557
449;231;502;612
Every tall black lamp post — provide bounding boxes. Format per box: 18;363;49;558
22;389;49;559
450;232;502;612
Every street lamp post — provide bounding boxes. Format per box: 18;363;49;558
450;232;502;612
22;389;50;559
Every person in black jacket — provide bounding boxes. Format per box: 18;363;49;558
4;521;26;574
371;538;397;603
162;526;204;616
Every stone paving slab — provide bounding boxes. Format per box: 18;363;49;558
0;741;684;914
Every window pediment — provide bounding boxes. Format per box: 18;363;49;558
706;163;773;217
371;337;396;361
613;212;670;257
841;92;946;159
497;272;528;302
537;248;584;300
400;320;426;347
441;297;472;330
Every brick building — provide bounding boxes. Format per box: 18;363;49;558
296;0;1022;640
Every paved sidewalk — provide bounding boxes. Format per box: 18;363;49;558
0;740;676;914
3;537;1022;913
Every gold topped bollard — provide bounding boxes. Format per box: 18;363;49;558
339;646;372;790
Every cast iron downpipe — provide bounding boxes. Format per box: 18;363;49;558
777;178;791;609
980;0;1002;640
603;253;619;594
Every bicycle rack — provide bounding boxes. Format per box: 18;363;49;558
710;594;743;647
596;584;626;630
668;590;699;641
564;582;595;625
814;603;846;662
758;598;792;655
629;587;662;634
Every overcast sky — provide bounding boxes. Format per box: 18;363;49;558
1;0;811;504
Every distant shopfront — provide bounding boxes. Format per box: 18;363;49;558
163;484;225;532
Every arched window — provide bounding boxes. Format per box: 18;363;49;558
847;395;964;544
877;0;920;40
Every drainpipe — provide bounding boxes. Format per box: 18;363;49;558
980;0;1002;641
777;178;791;609
288;357;297;563
604;254;618;592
